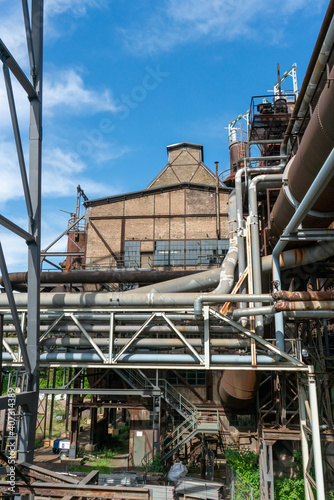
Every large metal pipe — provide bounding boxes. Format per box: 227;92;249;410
282;0;334;146
0;292;273;308
248;174;283;335
274;290;334;301
2;324;236;334
271;66;334;240
5;337;251;348
235;167;283;310
218;370;260;409
272;146;334;352
0;352;276;364
0;269;199;286
212;190;238;294
289;4;334;141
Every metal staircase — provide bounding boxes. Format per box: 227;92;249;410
114;369;220;465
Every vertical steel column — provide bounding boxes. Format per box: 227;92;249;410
308;367;325;500
203;306;210;369
0;315;3;394
109;313;114;363
48;369;57;439
18;0;43;463
298;377;312;500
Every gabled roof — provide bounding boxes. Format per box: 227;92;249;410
146;143;219;189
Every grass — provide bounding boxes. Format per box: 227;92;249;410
68;446;122;474
68;424;130;474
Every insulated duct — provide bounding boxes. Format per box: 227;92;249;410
270;64;334;239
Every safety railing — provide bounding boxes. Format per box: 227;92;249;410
226;467;259;500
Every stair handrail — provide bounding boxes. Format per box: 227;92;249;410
156;378;197;415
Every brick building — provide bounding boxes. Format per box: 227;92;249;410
83;142;231;273
81;142;232;464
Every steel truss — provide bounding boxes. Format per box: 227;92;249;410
0;301;327;496
0;1;43;462
0;305;305;370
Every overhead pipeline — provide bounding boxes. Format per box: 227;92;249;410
271;64;334;239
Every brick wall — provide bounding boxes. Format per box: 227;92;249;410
85;187;230;269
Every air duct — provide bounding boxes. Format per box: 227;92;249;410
270;65;334;240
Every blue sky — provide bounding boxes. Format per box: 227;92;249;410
0;0;328;271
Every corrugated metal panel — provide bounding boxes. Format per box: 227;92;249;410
175;478;224;499
148;484;174;500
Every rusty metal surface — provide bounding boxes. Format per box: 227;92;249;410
275;300;334;311
0;482;150;499
218;370;259;409
273;290;334;301
270;64;334;239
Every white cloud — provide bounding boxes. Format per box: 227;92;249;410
0;142;25;206
0;231;28;271
122;0;326;54
44;69;119;115
95;144;131;164
0;1;106;68
42;147;118;198
45;0;102;18
0;72;30;136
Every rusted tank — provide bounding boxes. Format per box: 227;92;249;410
218;370;259;409
229;140;247;174
270;65;334;240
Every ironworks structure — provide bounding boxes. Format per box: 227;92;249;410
0;0;42;463
0;2;334;500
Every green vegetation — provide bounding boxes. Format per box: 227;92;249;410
69;423;130;474
68;447;121;474
225;444;260;499
274;451;305;500
34;438;43;449
145;453;166;473
225;445;307;500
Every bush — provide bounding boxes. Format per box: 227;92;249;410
146;454;166;473
225;444;260;496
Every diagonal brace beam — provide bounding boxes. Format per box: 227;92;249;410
210;308;304;366
161;312;204;365
112;313;157;363
3;63;33;220
0;39;37;99
40;313;65;342
0;215;34;243
22;0;36;79
70;314;107;363
0;243;31;375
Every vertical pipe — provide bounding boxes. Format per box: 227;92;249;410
109;313;114;364
323;319;330;356
308;367;325;500
248;174;282;336
65;367;71;433
298;378;311;500
0;315;3;395
48;368;57;439
277;63;281;98
235;167;247;302
43;368;50;438
204;306;210;369
215;161;220;239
